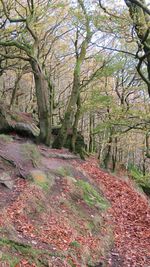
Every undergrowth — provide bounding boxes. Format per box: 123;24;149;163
76;180;109;210
0;237;61;267
128;165;150;193
21;143;41;166
0;134;13;143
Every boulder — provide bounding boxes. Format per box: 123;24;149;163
0;103;40;137
0;172;14;189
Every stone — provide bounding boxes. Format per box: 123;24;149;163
0;172;14;189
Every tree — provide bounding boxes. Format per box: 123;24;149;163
53;0;92;149
124;0;150;97
0;0;68;145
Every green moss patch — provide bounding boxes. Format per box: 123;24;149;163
0;237;62;267
76;180;109;210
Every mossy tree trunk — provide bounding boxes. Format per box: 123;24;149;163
53;0;91;149
89;112;95;153
71;95;81;153
31;60;52;146
112;137;118;172
103;135;112;169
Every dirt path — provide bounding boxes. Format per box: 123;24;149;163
80;160;150;267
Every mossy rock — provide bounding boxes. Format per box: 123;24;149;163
0;103;40;137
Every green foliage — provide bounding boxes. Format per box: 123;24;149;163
128;165;150;190
82;91;112;113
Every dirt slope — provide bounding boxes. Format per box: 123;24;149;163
0;135;149;267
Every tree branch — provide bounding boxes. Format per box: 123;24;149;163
125;0;150;16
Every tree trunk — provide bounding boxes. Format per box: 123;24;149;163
71;94;81;153
53;1;91;149
103;135;112;169
9;74;22;110
53;63;80;148
89;113;95;153
112;137;118;172
30;59;51;146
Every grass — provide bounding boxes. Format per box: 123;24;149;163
1;253;19;267
0;134;13;143
69;240;81;248
56;166;73;177
0;237;62;266
21;143;41;167
76;180;109;210
29;170;55;191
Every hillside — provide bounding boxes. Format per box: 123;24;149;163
0;134;149;267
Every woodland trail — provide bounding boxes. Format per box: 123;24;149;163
80;159;150;267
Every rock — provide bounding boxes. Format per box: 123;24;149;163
14;122;40;137
0;172;14;189
0;102;40;137
47;153;79;159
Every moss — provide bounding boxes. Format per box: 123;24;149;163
56;166;73;177
0;134;13;142
29;170;55;191
76;180;109;210
11;113;21;122
21;143;41;166
0;237;62;266
69;240;81;248
1;254;19;267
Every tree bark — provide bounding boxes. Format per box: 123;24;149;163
53;61;81;148
89;113;95;153
30;59;51;146
71;94;81;153
125;0;150;96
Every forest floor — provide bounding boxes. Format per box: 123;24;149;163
0;135;149;267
